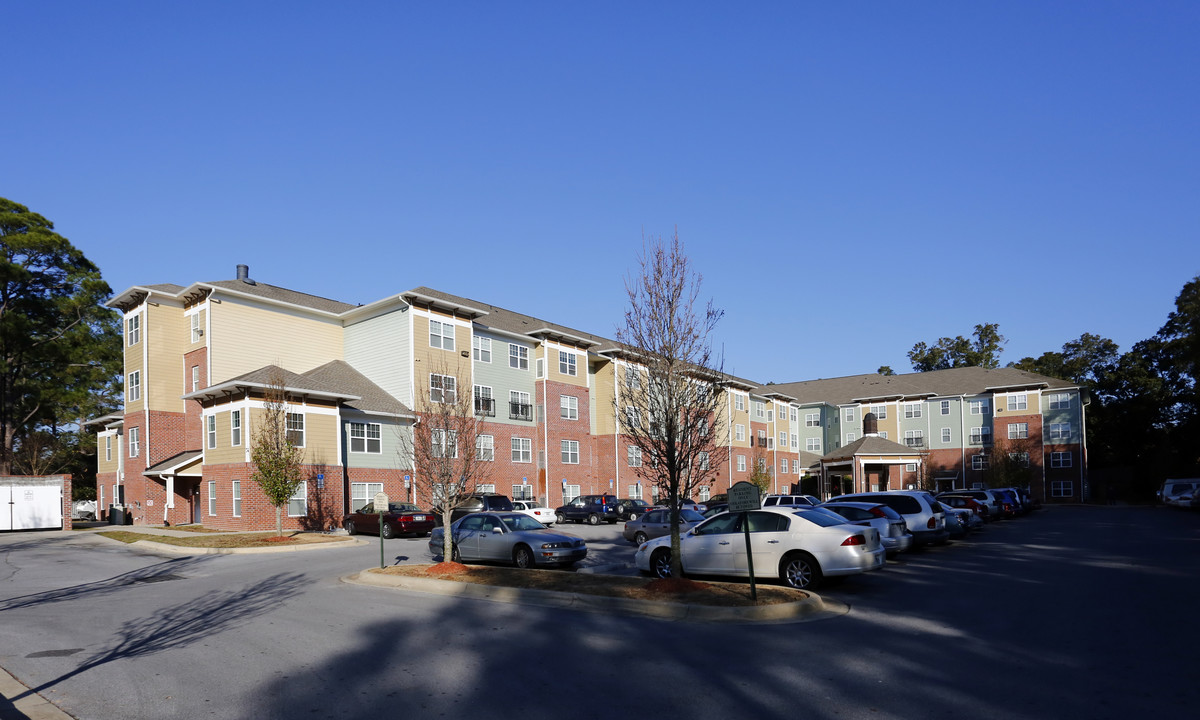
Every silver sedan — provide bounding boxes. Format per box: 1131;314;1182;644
428;512;587;568
623;508;707;544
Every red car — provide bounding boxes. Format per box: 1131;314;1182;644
343;502;436;538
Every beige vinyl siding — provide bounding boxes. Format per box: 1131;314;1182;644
147;303;188;412
123;307;146;413
240;402;340;466
548;344;588;388
96;432;121;473
413;313;471;402
208;295;343;384
592;360;618;435
730;393;751;448
203;408;245;466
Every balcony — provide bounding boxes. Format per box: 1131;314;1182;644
474;398;496;417
510;402;533;421
756;437;767;448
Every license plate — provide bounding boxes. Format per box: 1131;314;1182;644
413;515;426;521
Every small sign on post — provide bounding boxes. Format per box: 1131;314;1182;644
374;492;389;569
727;482;762;602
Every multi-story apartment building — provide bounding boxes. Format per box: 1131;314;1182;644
94;266;1086;530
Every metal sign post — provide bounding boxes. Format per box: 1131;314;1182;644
727;481;762;602
374;492;389;569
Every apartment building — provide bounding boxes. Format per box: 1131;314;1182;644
94;267;1085;529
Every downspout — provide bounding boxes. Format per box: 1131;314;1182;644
1079;391;1089;502
959;395;966;488
614;362;621;497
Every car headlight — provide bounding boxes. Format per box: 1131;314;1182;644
541;542;565;549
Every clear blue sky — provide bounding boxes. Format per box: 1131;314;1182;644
7;2;1198;383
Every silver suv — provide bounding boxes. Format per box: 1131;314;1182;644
834;490;949;546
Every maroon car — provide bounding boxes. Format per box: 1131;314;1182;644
344;502;436;538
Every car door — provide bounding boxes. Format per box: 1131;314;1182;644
681;513;742;574
453;515;486;560
473;514;509;561
743;511;793;576
644;509;672;539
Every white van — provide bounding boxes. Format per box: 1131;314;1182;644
1158;479;1200;507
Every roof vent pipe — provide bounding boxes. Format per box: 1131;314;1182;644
237;264;256;285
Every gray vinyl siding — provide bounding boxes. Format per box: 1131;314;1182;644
473;332;536;428
929;397;961;448
345;305;412;407
1040;389;1082;445
341;414;408;469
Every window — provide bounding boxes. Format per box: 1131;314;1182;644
628;483;642;500
941;427;952;443
128;427;140;457
1009;452;1031;468
969;426;992;445
1051;451;1072;468
737;455;746;472
535;358;544;378
843;408;855;423
127;371;141;402
350;482;383;512
474;385;495;416
904;402;922;419
429;319;455;350
512;483;533;501
698;451;709;470
105;436;112;462
349;422;382;453
430;374;457;404
560;395;578;420
845;432;856;443
476;434;494;461
734;394;746;412
971;454;989;471
805;413;820;427
1008;422;1028;440
510;391;532;421
870;405;888;419
780;458;789;474
806;437;821;452
1008;393;1028;411
625;406;641;430
1051;480;1073;497
879;431;888;439
431;429;458;458
286;413;305;446
790;408;798;422
190;313;202;343
208;481;216;516
1049;422;1072;441
627;446;642;467
940;400;951;415
970;399;991;415
791;433;798;449
126;314;140;345
232;480;242;517
905;463;917;472
757;430;767;447
563;484;581;504
473;336;492;362
511;437;532;463
625;366;642;390
758;458;767;471
558;350;577;376
1049;393;1071;410
288;481;308;517
476;484;496;495
731;423;744;442
755;401;765;418
904;429;924;448
699;486;710;502
509;344;529;370
192;365;200;392
561;440;579;464
206;415;216;449
699;419;709;437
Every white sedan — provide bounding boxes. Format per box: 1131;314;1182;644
634;506;886;590
512;500;556;526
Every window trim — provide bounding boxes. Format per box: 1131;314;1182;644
560;394;578;420
511;437;532;463
509;344;529;370
561;439;580;464
472;336;492;363
231;410;242;447
286;412;305;447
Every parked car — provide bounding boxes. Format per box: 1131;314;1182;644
820;501;913;556
702;503;729;518
428;512;587;568
623;508;707;544
833;491;949;546
942;501;983;531
615;498;656;521
939;503;968;538
344;502;436;538
938;493;992;521
989;488;1020;518
635;506;886;590
555;494;620;525
1160;479;1200;507
763;494;820;509
71;499;97;521
447;493;515;524
511;500;556;526
939;489;1004;519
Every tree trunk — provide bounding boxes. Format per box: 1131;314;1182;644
276;505;283;538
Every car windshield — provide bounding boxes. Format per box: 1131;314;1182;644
793;509;848;528
389;503;420;513
680;509;706;523
807;506;850;523
500;514;547;532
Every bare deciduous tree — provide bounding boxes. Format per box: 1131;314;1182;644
250;369;305;537
615;231;728;578
403;362;492;562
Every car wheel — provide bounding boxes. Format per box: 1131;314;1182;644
556;512;567;524
587;513;600;525
513;545;534;569
380;522;394;539
634;531;648;545
451;545;461;563
627;512;639;521
781;552;822;590
650;548;673;579
345;521;356;536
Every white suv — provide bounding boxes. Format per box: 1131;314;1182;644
763;494;820;508
833;490;949;546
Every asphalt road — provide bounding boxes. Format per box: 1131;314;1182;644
2;506;1198;720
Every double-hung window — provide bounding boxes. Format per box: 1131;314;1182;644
941;427;952;443
625;366;641;390
734;394;746;412
970;399;990;415
509;344;528;370
969;426;991;445
971;454;989;470
511;437;532;463
288;481;308;517
870;405;887;419
472;336;491;362
429;319;455;350
127;314;140;345
105;436;112;462
1049;422;1072;441
559;350;577;376
207;481;216;516
940;400;951;415
1008;422;1028;440
476;434;494;461
627;446;642;467
351;482;383;512
474;386;495;416
510;391;532;421
432;429;458;458
231;410;242;446
805;413;820;427
561;440;579;464
1049;393;1071;410
806;437;821;452
127;371;141;402
1051;451;1072;468
844;408;856;423
904;402;922;419
737;455;746;472
904;429;924;448
190;313;202;343
430;374;457;403
1008;393;1028;411
206;415;217;449
128;427;140;457
1051;480;1073;497
232;480;242;517
286;413;305;447
735;424;745;441
561;395;578;420
349;422;382;453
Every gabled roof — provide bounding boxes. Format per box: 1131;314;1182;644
143;450;203;476
408;286;612;350
202;279;356;315
771;366;1078;407
821;435;922;462
303;360;412;416
183;362;412;418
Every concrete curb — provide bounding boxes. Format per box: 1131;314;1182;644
344;570;845;623
91;533;367;555
0;665;73;720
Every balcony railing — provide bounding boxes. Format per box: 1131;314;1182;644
510;402;533;421
474;398;496;417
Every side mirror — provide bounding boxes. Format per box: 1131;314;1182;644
492;527;502;533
